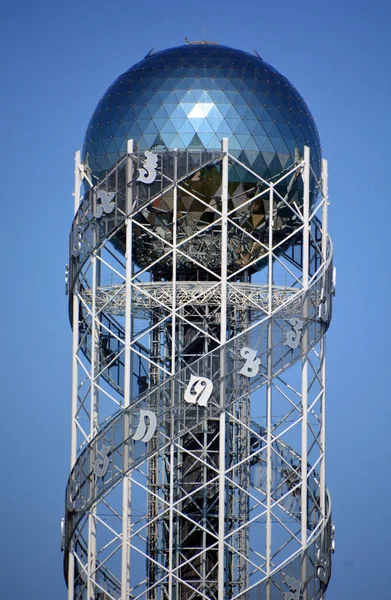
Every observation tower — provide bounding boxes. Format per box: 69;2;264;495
63;43;335;600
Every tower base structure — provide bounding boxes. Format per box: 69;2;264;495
63;140;334;600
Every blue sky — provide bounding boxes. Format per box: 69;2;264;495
1;0;390;598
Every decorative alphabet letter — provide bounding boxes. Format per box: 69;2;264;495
318;288;331;322
132;409;157;443
284;318;303;350
331;522;336;553
93;444;111;477
239;347;261;378
70;224;82;258
316;549;330;583
184;375;213;407
331;266;337;296
94;190;116;218
283;575;301;600
136;151;158;184
67;478;80;512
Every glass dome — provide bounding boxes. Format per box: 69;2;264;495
83;43;321;184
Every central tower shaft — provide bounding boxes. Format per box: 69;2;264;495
64;140;334;600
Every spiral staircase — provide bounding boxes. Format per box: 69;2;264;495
63;142;334;600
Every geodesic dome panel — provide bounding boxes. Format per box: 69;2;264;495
83;44;321;185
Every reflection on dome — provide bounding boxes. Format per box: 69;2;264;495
85;44;322;275
83;43;321;184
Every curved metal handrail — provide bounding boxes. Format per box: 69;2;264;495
64;252;333;553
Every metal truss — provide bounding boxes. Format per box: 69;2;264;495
63;140;334;600
80;282;306;319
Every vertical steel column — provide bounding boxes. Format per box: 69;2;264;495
301;146;310;598
121;139;134;600
218;138;229;600
265;182;274;600
87;227;99;600
320;158;328;521
168;149;178;600
68;150;81;600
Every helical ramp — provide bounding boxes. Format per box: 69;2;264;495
63;143;334;600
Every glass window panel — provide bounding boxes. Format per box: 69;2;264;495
131;104;146;118
150;118;169;131
118;107;134;121
179;102;195;116
208;90;227;104
151;133;166;149
268;124;282;138
183;77;200;89
160;120;176;134
207;105;224;119
269;135;283;151
178;90;197;104
198;132;214;147
143;133;158;147
169;104;187;119
161;132;177;146
169;134;185;148
224;105;241;120
186;88;204;102
143;120;159;135
177;132;195;146
84;44;321;183
277;152;290;169
177;119;196;134
188;117;204;132
206;115;224;130
110;123;126;139
253;134;267;148
260;120;274;135
243;136;258;152
261;138;275;153
154;78;173;92
188;133;203;149
235;133;251;147
227;134;242;150
98;123;113;139
207;134;221;148
215;120;233;135
197;120;214;134
169;117;187;130
232;120;250;135
152;105;169;119
198;91;214;104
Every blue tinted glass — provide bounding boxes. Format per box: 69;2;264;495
83;44;321;185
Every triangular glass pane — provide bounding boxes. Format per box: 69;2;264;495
143;120;159;135
170;134;185;149
152;105;169;119
177;119;196;134
198;132;214;147
161;132;177;147
197;120;214;134
169;104;187;119
169;116;187;130
189;117;204;132
188;133;204;149
177;132;196;147
161;120;176;134
151;134;166;149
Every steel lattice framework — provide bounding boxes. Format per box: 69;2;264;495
63;140;334;600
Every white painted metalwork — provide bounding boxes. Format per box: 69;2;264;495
80;282;305;316
64;141;334;600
